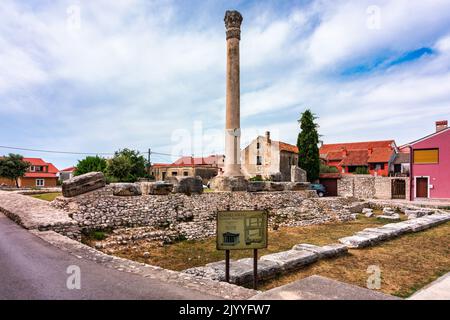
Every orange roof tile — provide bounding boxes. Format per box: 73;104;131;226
320;140;395;154
339;150;369;166
277;141;299;153
367;148;394;163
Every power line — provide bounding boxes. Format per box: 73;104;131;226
0;145;221;159
0;145;114;156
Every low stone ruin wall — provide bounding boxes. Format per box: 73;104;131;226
338;175;410;200
52;185;360;240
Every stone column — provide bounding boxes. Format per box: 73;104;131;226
224;10;243;177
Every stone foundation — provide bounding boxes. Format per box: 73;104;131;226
52;185;359;240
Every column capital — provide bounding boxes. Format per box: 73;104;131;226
224;10;243;40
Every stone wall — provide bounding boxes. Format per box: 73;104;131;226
52;185;358;240
337;175;410;200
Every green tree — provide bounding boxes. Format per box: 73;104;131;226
106;149;147;182
297;109;320;182
74;156;107;176
0;154;30;187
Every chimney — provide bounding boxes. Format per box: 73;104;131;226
319;140;324;148
436;120;448;132
265;131;271;142
368;147;373;156
342;148;348;157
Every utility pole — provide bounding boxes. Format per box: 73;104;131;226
147;148;152;175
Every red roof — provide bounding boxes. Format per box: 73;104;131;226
23;157;48;166
339;150;369;166
320;140;395;155
277;141;299;153
152;155;223;168
367;148;394;163
22;158;59;178
61;166;76;172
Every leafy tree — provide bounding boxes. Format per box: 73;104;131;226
0;154;30;187
74;156;107;176
297;109;320;182
106;149;147;182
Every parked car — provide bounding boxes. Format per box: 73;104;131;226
309;183;326;197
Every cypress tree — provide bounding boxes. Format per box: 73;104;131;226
297;109;320;182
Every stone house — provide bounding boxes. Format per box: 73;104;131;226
150;155;224;184
0;157;59;188
59;166;77;182
241;131;300;181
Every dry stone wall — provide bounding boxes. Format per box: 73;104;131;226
338;175;409;200
52;185;358;240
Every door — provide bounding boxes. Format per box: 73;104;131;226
319;178;338;197
391;179;406;199
416;177;428;198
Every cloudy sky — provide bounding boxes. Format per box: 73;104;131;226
1;0;450;169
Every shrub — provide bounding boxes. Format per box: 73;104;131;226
320;164;339;173
355;166;369;174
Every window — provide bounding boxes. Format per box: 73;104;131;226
35;166;43;172
36;179;45;187
256;142;260;149
172;172;178;176
256;156;262;166
413;149;439;164
30;166;35;172
375;163;385;170
183;171;189;176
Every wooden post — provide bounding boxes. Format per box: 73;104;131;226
253;249;258;290
225;250;230;283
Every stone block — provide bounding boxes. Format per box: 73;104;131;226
291;166;307;182
268;182;285;191
377;213;400;221
167;176;203;194
205;260;254;285
237;258;282;280
148;182;173;195
292;243;347;259
247;181;266;192
382;207;395;216
260;249;319;271
338;235;376;248
210;176;248;191
62;172;106;197
285;182;310;191
112;183;142;196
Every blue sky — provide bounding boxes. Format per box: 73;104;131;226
1;0;450;169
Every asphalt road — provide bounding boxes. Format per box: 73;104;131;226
0;213;217;300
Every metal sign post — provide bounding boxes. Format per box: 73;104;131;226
217;207;268;290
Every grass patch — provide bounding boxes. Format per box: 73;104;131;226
259;221;450;298
30;192;62;201
107;216;388;272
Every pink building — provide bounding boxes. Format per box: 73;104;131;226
406;120;450;200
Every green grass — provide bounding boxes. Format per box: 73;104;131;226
30;192;62;201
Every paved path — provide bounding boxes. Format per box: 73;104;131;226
0;213;217;300
409;273;450;300
250;275;400;300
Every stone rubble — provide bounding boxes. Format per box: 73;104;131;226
52;187;359;241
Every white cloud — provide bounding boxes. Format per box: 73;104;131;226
0;0;450;169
